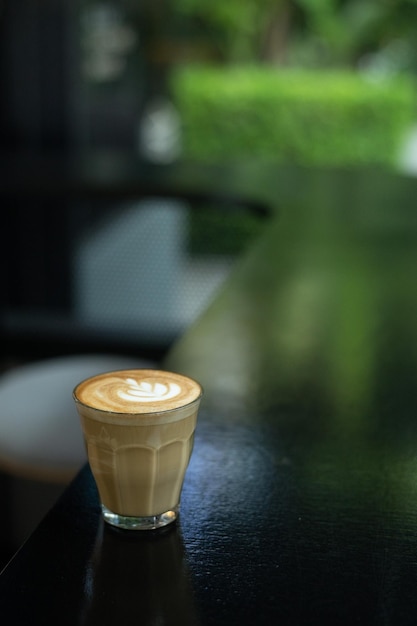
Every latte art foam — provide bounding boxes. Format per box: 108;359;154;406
74;369;202;415
118;378;181;403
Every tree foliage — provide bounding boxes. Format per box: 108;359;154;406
173;0;417;72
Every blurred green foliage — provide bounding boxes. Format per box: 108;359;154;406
173;0;417;71
172;66;416;168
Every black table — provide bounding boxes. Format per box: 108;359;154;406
2;163;417;624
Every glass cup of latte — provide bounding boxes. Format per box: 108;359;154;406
73;369;202;530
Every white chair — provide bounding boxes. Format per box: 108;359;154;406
0;353;154;482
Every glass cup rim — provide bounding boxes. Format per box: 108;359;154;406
72;368;203;417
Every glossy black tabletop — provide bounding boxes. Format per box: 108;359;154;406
2;164;417;624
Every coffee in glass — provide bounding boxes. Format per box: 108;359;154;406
73;369;202;530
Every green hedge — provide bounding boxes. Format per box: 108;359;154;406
172;67;416;168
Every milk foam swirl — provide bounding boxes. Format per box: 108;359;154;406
118;378;181;403
74;369;202;414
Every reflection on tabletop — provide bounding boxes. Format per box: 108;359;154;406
81;520;200;626
167;173;417;418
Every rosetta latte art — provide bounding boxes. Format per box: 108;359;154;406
118;378;181;403
74;369;202;414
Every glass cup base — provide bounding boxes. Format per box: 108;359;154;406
101;504;179;530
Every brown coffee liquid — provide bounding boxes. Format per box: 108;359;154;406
74;369;202;517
